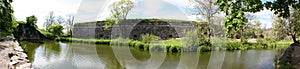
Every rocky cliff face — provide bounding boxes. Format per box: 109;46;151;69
13;24;47;41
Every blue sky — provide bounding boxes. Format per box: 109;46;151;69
13;0;274;29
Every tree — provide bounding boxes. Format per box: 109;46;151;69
254;20;263;38
286;8;300;43
265;0;300;43
104;17;117;29
56;16;65;24
216;0;264;35
47;24;64;36
44;11;56;29
0;0;16;36
272;15;287;40
110;0;135;20
188;0;220;42
216;0;264;43
271;8;300;43
65;14;75;33
26;15;38;28
265;0;300;18
215;0;300;43
243;13;256;38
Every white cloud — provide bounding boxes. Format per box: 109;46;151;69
75;0;109;22
12;0;81;29
252;9;274;28
143;0;163;16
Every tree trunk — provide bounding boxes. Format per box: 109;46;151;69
207;27;211;42
241;30;244;43
292;34;298;43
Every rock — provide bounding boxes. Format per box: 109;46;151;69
9;61;18;66
8;53;14;58
11;56;19;61
14;47;24;52
3;36;15;41
247;39;257;43
19;53;28;59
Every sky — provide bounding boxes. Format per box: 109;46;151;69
12;0;274;29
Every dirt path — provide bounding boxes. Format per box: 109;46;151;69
0;41;16;69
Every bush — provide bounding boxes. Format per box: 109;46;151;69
226;41;242;50
169;46;180;53
141;34;159;43
47;24;64;37
198;46;211;52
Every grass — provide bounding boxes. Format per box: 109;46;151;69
38;29;56;39
55;37;292;53
20;44;28;54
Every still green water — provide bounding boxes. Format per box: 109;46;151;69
21;41;281;69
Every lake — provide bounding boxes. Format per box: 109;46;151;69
21;41;282;69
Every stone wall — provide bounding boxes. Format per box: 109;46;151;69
73;19;196;40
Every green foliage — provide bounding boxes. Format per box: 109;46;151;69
141;34;159;43
17;21;26;24
271;9;300;43
194;22;211;46
0;0;15;36
272;16;286;40
216;0;264;36
182;30;200;51
265;0;300;18
104;17;117;29
226;41;242;50
47;24;64;36
38;29;55;39
66;30;72;36
26;15;38;28
56;37;290;53
163;38;181;47
198;46;211;52
168;46;180;53
21;44;28;54
110;0;135;20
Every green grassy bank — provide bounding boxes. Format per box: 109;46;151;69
55;37;291;53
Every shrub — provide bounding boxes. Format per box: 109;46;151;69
169;46;180;53
141;34;159;43
198;46;211;52
226;41;242;50
47;24;64;37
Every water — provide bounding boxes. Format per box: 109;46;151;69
21;41;281;69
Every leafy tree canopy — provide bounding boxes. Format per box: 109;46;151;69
47;24;64;36
265;0;300;18
26;15;38;28
216;0;300;36
0;0;15;36
110;0;135;20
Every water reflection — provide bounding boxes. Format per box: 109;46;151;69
23;41;278;69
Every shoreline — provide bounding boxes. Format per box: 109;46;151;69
0;38;32;69
55;37;291;53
